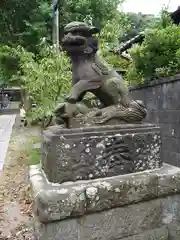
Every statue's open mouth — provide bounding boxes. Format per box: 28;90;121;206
66;39;85;46
62;35;86;49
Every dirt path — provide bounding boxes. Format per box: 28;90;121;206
0;126;40;240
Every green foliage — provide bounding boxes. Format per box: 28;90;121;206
0;45;20;86
66;0;123;29
126;11;180;85
99;12;130;54
28;148;40;165
22;2;52;52
0;0;124;86
125;59;144;85
0;0;40;46
26;135;41;165
18;41;71;121
105;54;130;69
0;0;123;51
120;12;157;42
98;12;131;71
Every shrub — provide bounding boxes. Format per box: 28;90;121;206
0;45;20;86
18;41;71;122
98;12;131;73
126;11;180;84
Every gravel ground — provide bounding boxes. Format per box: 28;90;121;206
0;126;40;240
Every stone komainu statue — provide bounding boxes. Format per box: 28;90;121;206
55;21;147;127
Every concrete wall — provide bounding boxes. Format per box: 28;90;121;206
130;74;180;167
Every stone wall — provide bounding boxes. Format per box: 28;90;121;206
130;74;180;167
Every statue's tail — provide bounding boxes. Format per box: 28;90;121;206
123;100;147;122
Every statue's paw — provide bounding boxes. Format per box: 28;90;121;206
55;117;65;125
54;102;66;115
94;110;115;124
54;102;77;118
86;110;102;118
96;116;110;124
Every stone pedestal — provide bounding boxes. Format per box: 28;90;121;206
30;164;180;240
42;123;162;183
29;123;180;239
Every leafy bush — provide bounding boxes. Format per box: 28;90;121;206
0;45;20;86
98;12;131;71
99;12;130;53
126;11;180;85
18;41;71;122
103;53;130;70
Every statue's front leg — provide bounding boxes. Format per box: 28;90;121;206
54;100;92;126
65;79;101;103
85;105;123;124
54;79;102;126
65;81;87;103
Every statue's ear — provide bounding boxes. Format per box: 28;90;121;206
89;26;99;35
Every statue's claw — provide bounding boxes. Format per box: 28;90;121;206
54;102;66;115
54;102;78;119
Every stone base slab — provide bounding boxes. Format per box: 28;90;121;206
41;123;162;183
30;164;180;223
123;227;169;240
30;164;180;240
33;194;180;240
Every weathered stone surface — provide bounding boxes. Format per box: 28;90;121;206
29;164;180;223
41;123;162;183
33;194;180;240
168;223;180;240
117;227;168;240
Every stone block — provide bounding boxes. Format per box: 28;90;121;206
30;164;180;240
30;164;180;224
143;88;157;111
34;199;167;240
121;227;168;240
162;150;171;165
162;137;180;154
32;192;180;240
158;110;180;124
169;152;180;167
41;123;162;183
170;124;180;138
168;223;180;240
